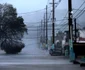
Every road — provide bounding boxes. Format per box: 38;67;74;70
0;37;85;70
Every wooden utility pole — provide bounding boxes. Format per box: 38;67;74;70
51;0;55;44
49;0;56;49
44;14;46;43
37;26;39;44
68;0;72;39
74;18;77;43
46;5;48;45
68;0;75;61
41;20;42;43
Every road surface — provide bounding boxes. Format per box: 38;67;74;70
0;33;85;70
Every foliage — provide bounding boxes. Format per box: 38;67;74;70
0;3;28;41
0;3;27;54
1;39;25;54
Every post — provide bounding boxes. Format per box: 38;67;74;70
41;20;42;44
68;0;75;61
46;5;48;49
74;18;77;43
44;14;46;44
37;26;38;42
40;20;43;48
49;0;55;50
52;0;55;44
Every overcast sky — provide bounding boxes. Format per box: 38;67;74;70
0;0;69;13
0;0;48;13
0;0;84;25
0;0;84;13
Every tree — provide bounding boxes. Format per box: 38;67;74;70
0;3;28;54
0;3;27;40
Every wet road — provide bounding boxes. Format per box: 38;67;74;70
21;38;48;55
0;36;85;70
0;64;85;70
0;38;71;65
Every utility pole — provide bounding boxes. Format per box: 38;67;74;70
74;18;77;43
50;0;56;49
51;0;55;49
46;5;48;48
68;0;75;61
44;14;46;44
68;0;72;39
52;0;55;44
41;20;43;44
37;26;39;44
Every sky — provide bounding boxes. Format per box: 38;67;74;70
0;0;69;13
0;0;84;13
0;0;85;26
0;0;48;13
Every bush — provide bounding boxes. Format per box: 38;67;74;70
1;39;25;54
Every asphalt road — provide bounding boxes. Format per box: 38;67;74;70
0;37;85;70
0;62;85;70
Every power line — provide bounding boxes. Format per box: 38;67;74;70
73;0;85;16
75;6;85;19
18;8;49;15
73;1;85;19
59;25;68;31
58;22;68;27
58;11;68;26
18;6;52;15
59;23;68;29
74;6;85;18
46;0;63;27
27;23;67;28
27;25;68;32
28;29;61;31
18;8;46;15
73;8;85;12
28;24;68;31
24;19;67;24
55;0;62;9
